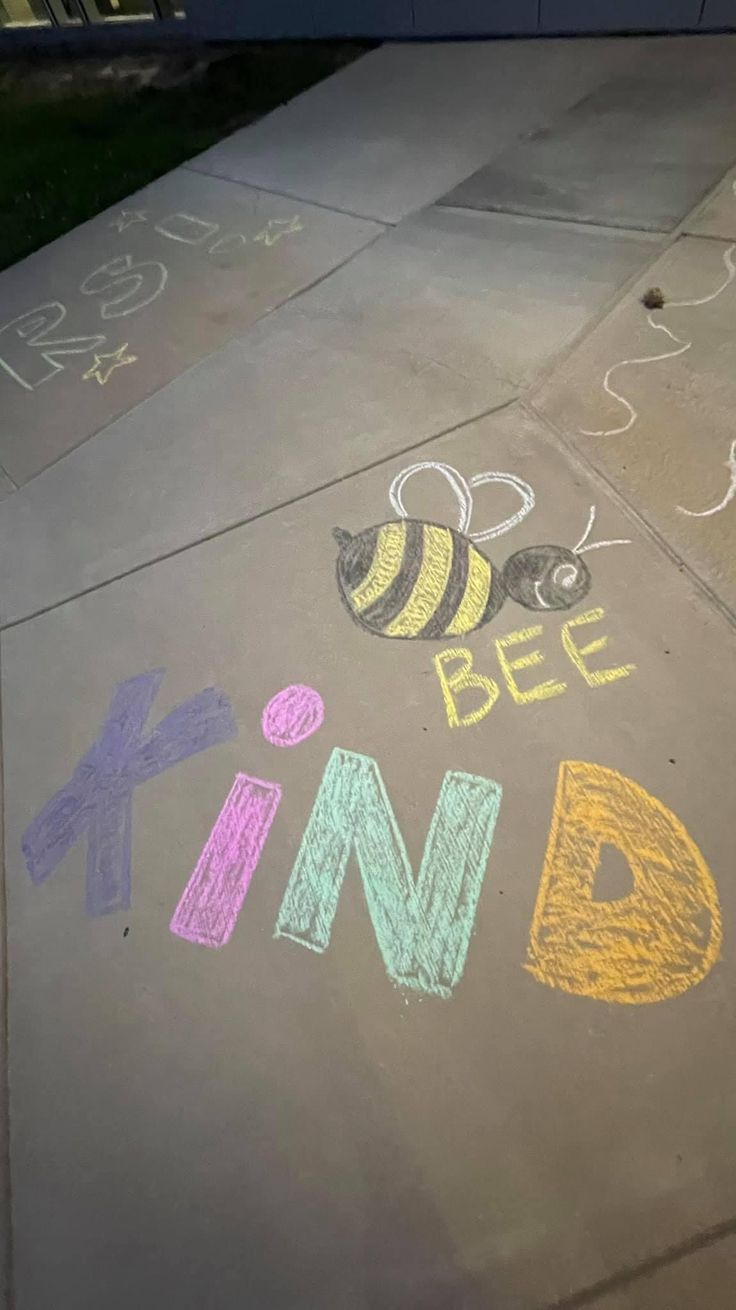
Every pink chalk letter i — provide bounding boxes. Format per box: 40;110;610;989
170;774;282;948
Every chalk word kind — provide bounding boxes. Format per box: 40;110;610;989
434;607;634;727
22;671;721;1007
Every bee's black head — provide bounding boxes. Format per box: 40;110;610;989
503;544;591;611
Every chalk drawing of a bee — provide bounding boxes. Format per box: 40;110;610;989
333;462;631;641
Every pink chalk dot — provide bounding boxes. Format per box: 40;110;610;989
261;684;325;748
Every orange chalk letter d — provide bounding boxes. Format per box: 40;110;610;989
526;762;721;1004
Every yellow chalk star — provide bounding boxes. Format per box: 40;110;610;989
254;215;303;246
82;343;138;386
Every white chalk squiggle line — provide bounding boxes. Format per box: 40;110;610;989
580;244;736;438
677;439;736;518
672;183;736;516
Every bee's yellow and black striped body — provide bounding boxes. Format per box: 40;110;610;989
334;520;506;640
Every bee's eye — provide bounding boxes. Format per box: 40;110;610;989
502;545;591;612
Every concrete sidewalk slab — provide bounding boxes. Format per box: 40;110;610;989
592;1235;736;1309
4;404;736;1310
0;205;659;625
187;37;650;224
686;166;736;239
534;236;736;614
439;74;736;231
0;167;381;485
0;310;511;627
285;207;661;386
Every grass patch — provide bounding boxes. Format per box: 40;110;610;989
0;42;365;272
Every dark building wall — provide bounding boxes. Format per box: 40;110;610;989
186;0;733;38
2;0;736;44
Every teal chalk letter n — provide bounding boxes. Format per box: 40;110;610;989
274;749;502;998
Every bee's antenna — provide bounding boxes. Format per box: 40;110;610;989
573;504;632;556
573;505;596;553
333;528;353;549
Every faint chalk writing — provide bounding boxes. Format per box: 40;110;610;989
21;669;237;917
154;213;219;245
109;210;148;233
80;254;168;319
82;342;138;386
209;234;248;257
0;303;105;391
677;439;736;518
254;216;303;247
580;244;736;438
114;207;301;257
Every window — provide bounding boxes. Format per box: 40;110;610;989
0;0;52;25
45;0;85;23
0;0;185;25
82;0;157;20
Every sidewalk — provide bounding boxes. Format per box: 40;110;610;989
2;32;736;1310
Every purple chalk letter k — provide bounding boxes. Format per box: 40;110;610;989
21;669;237;917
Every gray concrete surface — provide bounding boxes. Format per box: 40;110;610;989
686;164;736;238
0;317;511;626
3;32;736;1310
593;1236;736;1308
0;207;657;625
534;236;736;612
187;38;653;223
5;408;736;1310
440;73;736;231
0;168;380;484
285;207;660;385
187;36;736;224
